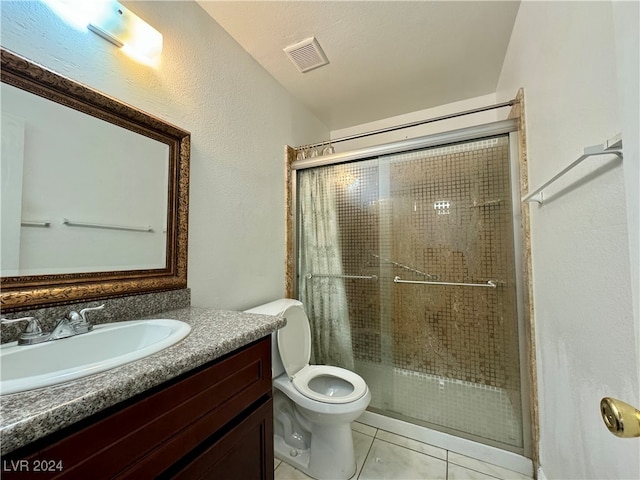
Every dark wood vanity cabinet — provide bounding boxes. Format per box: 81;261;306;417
1;337;274;480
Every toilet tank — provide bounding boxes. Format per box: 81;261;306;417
244;298;304;378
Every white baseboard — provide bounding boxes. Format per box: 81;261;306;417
536;465;547;480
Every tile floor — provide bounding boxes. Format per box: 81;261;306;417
274;422;533;480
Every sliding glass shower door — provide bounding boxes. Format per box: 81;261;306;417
297;135;524;452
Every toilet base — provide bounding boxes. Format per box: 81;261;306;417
274;422;357;480
273;388;359;480
274;435;311;474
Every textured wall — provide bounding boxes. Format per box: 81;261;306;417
496;2;639;479
0;1;328;310
612;1;640;379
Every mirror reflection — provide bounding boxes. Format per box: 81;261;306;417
1;82;170;277
0;47;189;312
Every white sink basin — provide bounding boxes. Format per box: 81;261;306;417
0;319;191;395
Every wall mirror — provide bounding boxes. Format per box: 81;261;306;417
0;48;190;312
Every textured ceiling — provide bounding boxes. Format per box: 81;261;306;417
198;1;520;130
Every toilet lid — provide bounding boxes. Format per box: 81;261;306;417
277;305;311;379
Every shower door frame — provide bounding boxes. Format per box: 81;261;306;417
289;119;533;460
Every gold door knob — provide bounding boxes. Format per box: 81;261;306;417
600;397;640;438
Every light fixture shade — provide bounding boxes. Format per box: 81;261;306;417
87;2;127;47
40;0;162;66
88;1;162;65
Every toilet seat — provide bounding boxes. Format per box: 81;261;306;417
277;304;368;405
292;365;368;404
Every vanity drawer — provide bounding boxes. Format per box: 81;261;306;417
1;337;272;479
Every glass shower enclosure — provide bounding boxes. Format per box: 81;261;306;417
296;133;526;453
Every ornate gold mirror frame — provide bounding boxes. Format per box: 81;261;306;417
0;48;190;312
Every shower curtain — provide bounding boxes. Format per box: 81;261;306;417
298;168;354;370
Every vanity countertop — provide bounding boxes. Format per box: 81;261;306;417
0;307;284;455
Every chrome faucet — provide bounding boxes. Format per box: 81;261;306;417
0;316;46;345
1;304;105;345
66;304;105;335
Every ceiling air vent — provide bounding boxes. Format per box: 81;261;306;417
284;37;329;73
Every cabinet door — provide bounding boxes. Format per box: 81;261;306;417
170;398;274;480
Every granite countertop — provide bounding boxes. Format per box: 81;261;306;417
0;307;285;455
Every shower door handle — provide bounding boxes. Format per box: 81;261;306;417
600;397;640;438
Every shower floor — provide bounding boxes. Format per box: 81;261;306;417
354;360;523;451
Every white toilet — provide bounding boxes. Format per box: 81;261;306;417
245;299;371;480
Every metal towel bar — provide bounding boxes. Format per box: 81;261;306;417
21;220;51;228
393;276;497;288
63;218;153;233
522;137;623;205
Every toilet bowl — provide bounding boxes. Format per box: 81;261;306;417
245;299;371;480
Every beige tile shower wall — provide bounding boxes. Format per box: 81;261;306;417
388;138;519;395
333;139;520;396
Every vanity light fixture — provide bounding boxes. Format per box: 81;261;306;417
40;0;162;66
88;1;163;66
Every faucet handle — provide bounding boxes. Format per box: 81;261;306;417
67;304;103;335
1;316;44;337
1;316;35;325
68;304;106;324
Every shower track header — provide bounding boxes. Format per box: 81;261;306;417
292;118;518;170
296;99;516;152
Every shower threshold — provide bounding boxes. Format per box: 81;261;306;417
356;409;533;478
